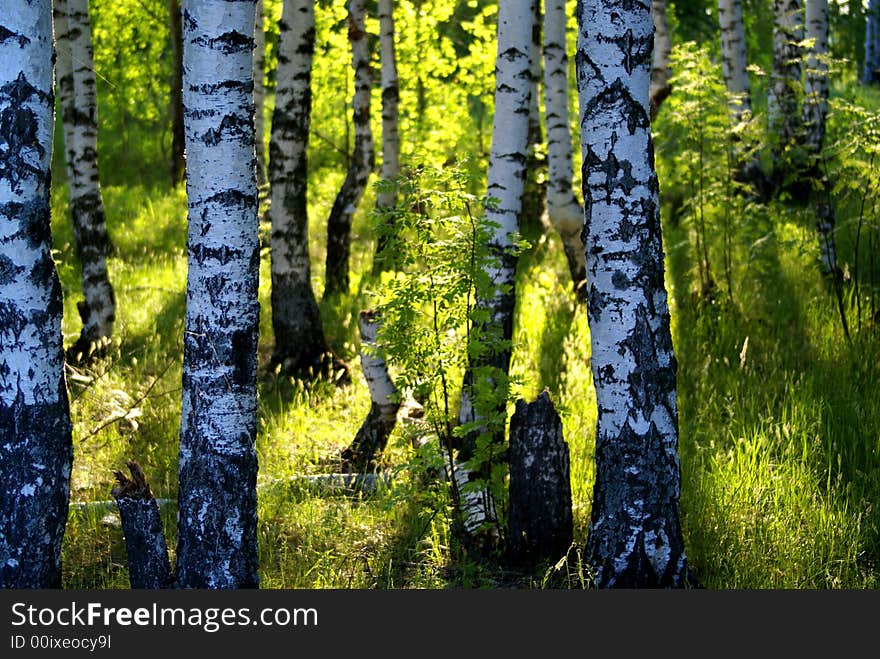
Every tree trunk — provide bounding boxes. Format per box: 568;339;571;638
0;0;73;588
768;0;804;161
576;0;689;587
454;0;535;542
507;390;573;567
520;0;546;237
802;0;837;275
543;0;586;300
254;0;267;186
372;0;401;275
649;0;672;121
865;0;880;85
57;0;116;364
169;0;185;186
268;0;347;381
341;310;400;471
175;0;260;589
111;462;173;589
324;0;374;299
718;0;752;123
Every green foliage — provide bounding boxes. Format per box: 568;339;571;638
365;162;528;547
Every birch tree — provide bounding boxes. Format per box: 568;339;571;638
372;0;401;273
253;0;267;186
718;0;752;124
768;0;804;160
542;0;585;298
169;0;185;185
454;0;534;541
649;0;672;120
55;0;116;363
268;0;345;380
521;0;545;234
175;0;260;589
802;0;836;274
324;0;374;299
865;0;880;85
1;0;73;588
576;0;689;587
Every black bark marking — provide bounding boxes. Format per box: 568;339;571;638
0;254;23;285
193;30;254;54
0;26;31;48
201;112;253;146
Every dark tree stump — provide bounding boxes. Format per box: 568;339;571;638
111;462;173;589
507;389;573;567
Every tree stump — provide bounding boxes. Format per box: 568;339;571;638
507;389;573;567
111;462;173;589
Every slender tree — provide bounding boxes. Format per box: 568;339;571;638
649;0;672;120
268;0;346;380
865;0;880;85
169;0;185;186
372;0;401;274
521;0;546;236
0;0;73;588
454;0;535;540
576;0;689;587
55;0;116;363
802;0;836;274
768;0;804;164
175;0;260;589
718;0;752;124
543;0;586;299
324;0;374;299
254;0;267;186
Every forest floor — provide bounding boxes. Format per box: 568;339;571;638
52;165;880;589
51;84;880;588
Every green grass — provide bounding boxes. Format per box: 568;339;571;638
51;92;880;591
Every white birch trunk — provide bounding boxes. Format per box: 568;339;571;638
768;0;804;151
58;0;116;362
802;0;836;274
649;0;672;120
253;0;267;185
455;0;535;540
372;0;401;272
341;310;400;470
801;0;828;156
268;0;345;379
718;0;752;122
543;0;586;299
576;0;689;587
521;0;545;233
175;0;260;589
1;0;73;588
865;0;880;84
324;0;374;298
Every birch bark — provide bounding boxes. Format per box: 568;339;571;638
455;0;534;540
865;0;880;84
649;0;671;120
372;0;401;273
802;0;836;274
768;0;804;156
324;0;374;298
175;0;260;589
268;0;345;379
543;0;586;298
576;0;689;587
56;0;116;362
0;0;73;588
